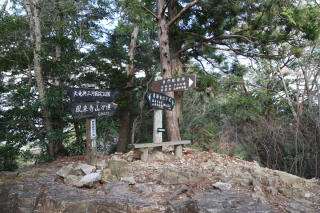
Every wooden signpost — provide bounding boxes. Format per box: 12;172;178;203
67;86;117;165
67;87;117;103
142;75;196;161
152;75;196;93
146;92;175;111
70;102;117;119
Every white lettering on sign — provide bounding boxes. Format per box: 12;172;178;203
90;119;96;139
75;105;81;113
73;90;112;97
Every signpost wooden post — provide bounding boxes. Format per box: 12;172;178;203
146;90;176;155
86;84;97;166
152;77;164;159
67;86;117;165
86;117;97;166
147;75;196;159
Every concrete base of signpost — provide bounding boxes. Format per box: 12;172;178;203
174;145;183;159
139;148;149;162
130;140;190;162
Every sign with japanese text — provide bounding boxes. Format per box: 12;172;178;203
90;119;96;139
152;75;196;93
71;102;117;119
67;87;117;103
146;92;175;111
146;92;174;111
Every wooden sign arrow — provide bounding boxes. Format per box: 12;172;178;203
152;75;196;93
67;87;117;103
71;102;117;119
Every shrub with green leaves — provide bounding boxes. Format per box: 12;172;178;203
0;144;19;171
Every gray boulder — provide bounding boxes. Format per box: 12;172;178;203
56;166;75;178
193;190;274;213
74;163;96;175
101;168;117;183
108;158;129;179
158;168;207;184
212;182;232;191
120;176;136;185
96;159;107;170
76;173;101;188
97;181;130;195
166;200;199;213
56;164;84;178
133;183;153;196
64;175;82;186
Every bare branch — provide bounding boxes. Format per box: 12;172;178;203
141;5;158;19
168;0;200;27
199;55;217;70
194;57;209;74
161;0;172;16
276;62;299;122
216;34;254;44
178;33;255;54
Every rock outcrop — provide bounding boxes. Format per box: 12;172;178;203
158;168;207;184
0;176;156;213
0;148;319;213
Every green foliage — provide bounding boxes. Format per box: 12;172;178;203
281;5;320;41
1;0;320;179
0;144;19;171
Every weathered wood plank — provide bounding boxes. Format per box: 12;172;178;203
132;140;190;149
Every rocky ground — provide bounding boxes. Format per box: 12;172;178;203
0;148;319;213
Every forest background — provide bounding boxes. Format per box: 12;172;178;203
0;0;320;179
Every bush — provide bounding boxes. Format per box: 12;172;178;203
0;144;19;171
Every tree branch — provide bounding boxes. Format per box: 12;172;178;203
141;5;158;19
178;33;255;54
161;0;172;17
194;57;209;74
199;55;217;71
168;0;200;27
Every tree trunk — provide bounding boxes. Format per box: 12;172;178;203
169;1;184;127
117;25;139;152
157;0;181;141
25;0;55;159
50;0;65;157
171;55;184;126
278;69;298;122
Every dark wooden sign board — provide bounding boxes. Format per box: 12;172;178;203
67;86;117;166
71;102;117;119
152;75;196;93
67;87;117;103
146;92;175;111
